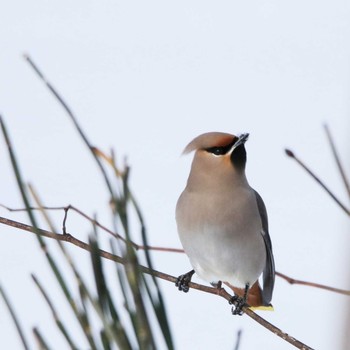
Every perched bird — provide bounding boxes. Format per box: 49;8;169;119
175;132;275;314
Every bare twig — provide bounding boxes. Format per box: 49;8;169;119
1;204;349;297
0;215;313;350
285;149;350;216
234;329;242;350
23;54;115;198
0;56;317;349
0;204;184;253
276;271;350;296
323;124;350;201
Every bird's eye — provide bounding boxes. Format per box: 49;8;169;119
206;147;225;155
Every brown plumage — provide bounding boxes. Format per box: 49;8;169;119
176;132;275;313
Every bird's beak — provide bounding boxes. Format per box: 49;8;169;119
229;133;249;153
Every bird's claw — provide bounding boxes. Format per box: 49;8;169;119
210;281;222;289
175;270;195;293
229;295;246;316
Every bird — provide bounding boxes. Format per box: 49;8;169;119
175;132;275;315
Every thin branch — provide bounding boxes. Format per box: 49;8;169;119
234;329;242;350
285;149;350;216
323;124;350;201
0;204;184;253
1;204;349;296
276;271;350;296
0;215;313;350
23;54;115;198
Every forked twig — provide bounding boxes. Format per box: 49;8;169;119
0;204;183;253
0;215;314;350
1;203;348;297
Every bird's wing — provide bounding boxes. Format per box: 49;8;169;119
254;190;275;305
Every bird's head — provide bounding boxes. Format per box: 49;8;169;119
182;132;250;189
184;131;249;169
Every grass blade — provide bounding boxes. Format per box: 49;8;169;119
89;237;133;349
32;327;50;350
23;55;115;199
129;192;174;350
31;274;78;350
0;285;30;350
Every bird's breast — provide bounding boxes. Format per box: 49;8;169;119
176;187;266;287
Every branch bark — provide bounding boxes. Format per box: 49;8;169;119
0;215;314;350
285;149;350;216
276;271;350;296
2;204;349;297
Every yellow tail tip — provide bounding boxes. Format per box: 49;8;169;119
249;304;274;312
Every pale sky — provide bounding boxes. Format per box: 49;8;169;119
1;1;350;349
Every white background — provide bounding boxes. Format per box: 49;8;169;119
1;1;350;349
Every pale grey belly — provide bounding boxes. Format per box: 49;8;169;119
176;190;266;288
179;225;266;288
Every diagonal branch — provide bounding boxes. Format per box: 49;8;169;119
23;54;115;198
323;124;350;201
285;149;350;216
2;203;349;297
0;215;314;350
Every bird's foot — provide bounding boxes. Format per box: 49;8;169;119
229;295;246;316
175;270;195;293
210;281;222;289
229;283;250;316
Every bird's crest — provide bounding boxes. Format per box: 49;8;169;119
182;132;235;154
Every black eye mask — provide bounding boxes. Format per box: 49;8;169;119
205;139;235;156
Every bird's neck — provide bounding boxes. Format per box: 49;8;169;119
186;166;249;193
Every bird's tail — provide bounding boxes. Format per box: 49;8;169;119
224;280;274;311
